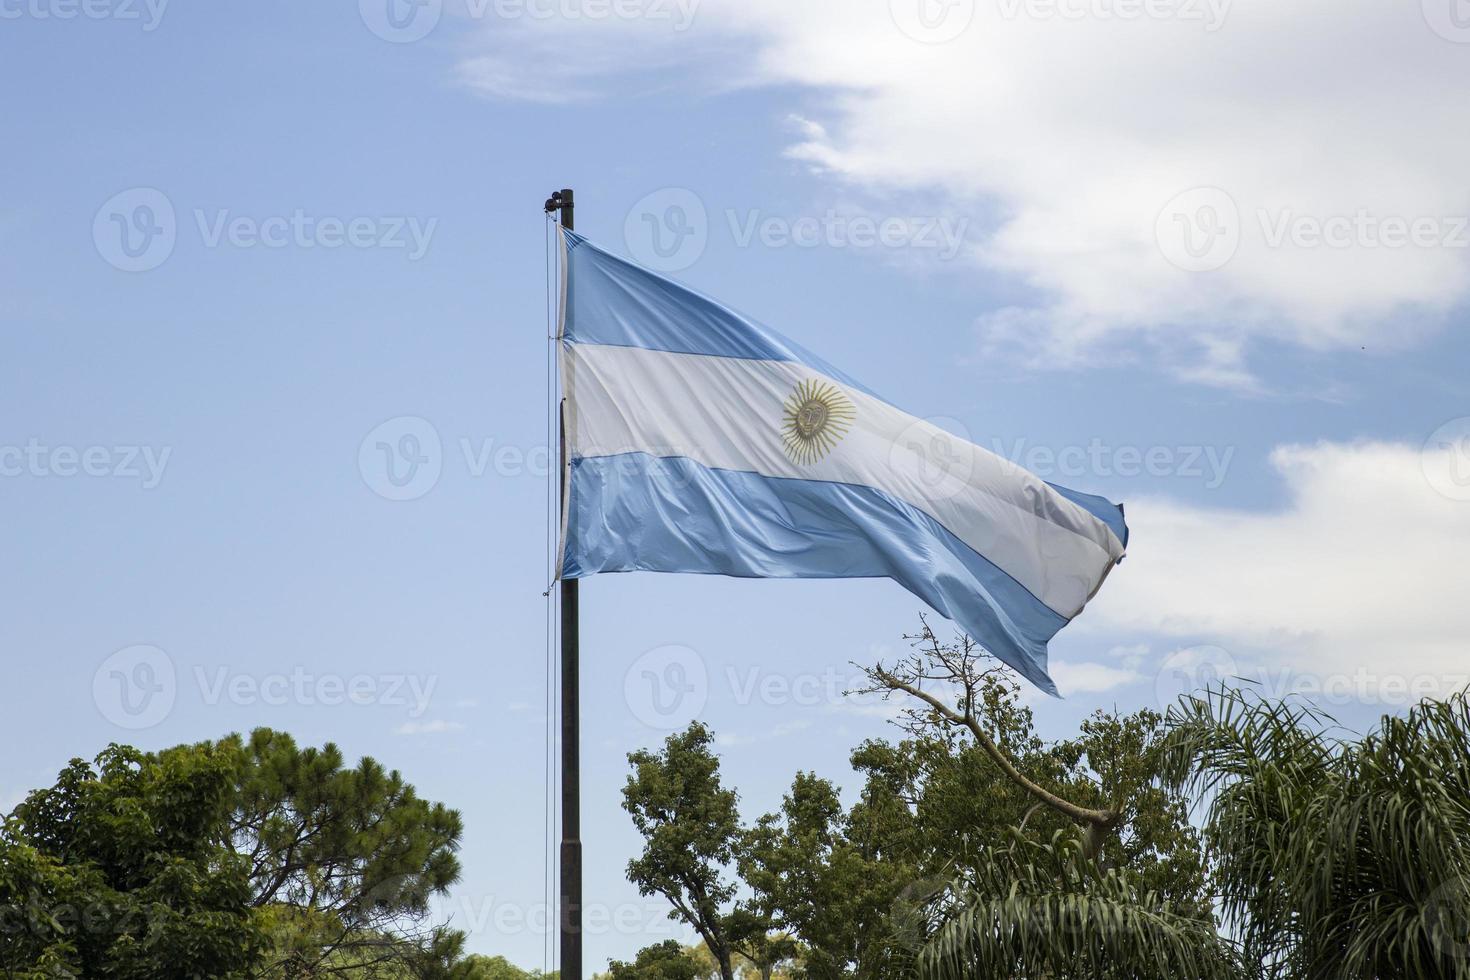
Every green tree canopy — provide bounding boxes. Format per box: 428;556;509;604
3;742;261;979
454;953;558;979
600;940;704;980
619;621;1232;980
223;728;465;978
1163;685;1470;979
1;729;467;980
917;832;1241;980
622;725;780;980
740;773;907;979
733;622;1214;978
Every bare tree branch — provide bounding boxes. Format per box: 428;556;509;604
854;617;1119;851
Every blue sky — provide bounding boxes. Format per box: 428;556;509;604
4;0;1470;970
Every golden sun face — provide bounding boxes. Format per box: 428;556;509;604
781;378;856;465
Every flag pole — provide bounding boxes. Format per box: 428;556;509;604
544;187;581;980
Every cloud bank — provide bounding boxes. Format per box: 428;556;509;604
455;0;1470;384
1088;438;1470;694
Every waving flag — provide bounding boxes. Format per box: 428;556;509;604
557;230;1127;695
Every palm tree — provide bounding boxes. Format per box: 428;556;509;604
915;832;1242;980
1160;685;1470;979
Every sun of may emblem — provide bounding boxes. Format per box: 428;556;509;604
781;378;856;465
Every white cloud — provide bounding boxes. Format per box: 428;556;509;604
1050;659;1143;695
455;0;1470;383
1087;439;1470;692
1105;644;1151;671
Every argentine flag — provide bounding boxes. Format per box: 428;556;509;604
557;230;1127;696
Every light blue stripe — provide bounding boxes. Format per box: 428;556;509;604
563;452;1068;696
564;231;877;397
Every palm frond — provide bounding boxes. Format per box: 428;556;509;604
915;834;1243;980
1161;684;1470;979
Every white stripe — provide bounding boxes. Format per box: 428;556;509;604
567;344;1125;618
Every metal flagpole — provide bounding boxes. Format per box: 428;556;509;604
544;187;581;980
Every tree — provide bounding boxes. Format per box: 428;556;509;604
455;953;559;979
0;820;82;978
3;742;263;979
738;621;1216;978
1;730;468;980
859;622;1205;892
825;622;1211;974
621;725;779;980
1050;706;1211;916
916;832;1241;980
224;728;465;978
601;941;704;980
1162;685;1470;979
740;774;905;979
858;619;1120;858
620;623;1220;979
728;933;798;980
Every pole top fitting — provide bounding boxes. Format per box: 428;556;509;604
544;188;575;216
